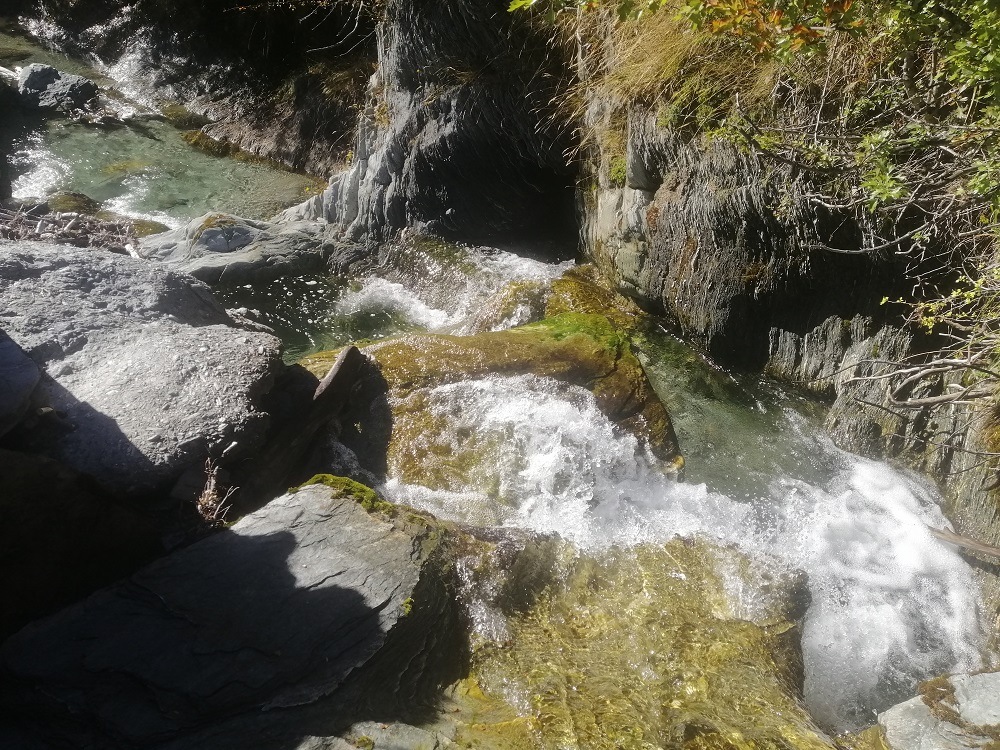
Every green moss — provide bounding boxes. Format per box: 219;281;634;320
47;192;100;215
546;265;648;334
353;736;375;750
608;154;627;187
292;474;396;516
516;312;626;356
401;597;414;616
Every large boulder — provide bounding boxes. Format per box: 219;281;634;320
16;63;98;113
0;482;463;748
138;212;366;284
0;240;282;497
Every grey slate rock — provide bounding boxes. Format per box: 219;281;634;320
879;672;1000;750
0;329;40;437
17;63;98;113
0;485;444;747
0;240;282;496
139;212;367;284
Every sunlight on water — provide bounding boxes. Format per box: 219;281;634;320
380;373;986;733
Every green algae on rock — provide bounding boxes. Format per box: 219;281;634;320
300;311;683;479
457;539;832;750
292;473;396;516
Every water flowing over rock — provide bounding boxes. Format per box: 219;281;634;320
0;240;282;497
138;212;367;285
16;63;98;113
0;483;464;748
300;312;684;493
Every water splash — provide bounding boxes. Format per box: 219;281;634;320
379;373;985;733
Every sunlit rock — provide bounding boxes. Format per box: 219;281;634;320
301;312;684;494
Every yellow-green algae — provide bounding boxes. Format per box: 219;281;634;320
545;265;650;335
292;474;396;516
453;539;832;750
299;312;683;481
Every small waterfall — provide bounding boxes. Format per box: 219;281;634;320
379;373;986;733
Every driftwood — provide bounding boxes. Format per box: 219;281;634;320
929;526;1000;561
233;345;368;514
0;206;139;253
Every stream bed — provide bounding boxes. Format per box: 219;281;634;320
0;23;321;227
225;240;989;733
2;18;992;740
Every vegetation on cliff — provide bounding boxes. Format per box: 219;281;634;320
516;0;1000;482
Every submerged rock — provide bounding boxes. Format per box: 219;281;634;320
139;212;366;284
452;538;830;749
0;483;463;747
0;240;282;497
17;63;98;113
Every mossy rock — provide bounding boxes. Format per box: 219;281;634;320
301;312;683;492
47;192;101;215
463;278;551;334
292;474;396;516
160;103;211;130
182;130;242;159
546;264;649;335
456;539;831;750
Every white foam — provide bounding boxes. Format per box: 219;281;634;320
378;373;986;733
334;278;454;330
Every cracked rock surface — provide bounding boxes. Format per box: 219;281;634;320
0;240;282;496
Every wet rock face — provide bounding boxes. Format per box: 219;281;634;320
283;0;578;253
584;110;910;369
17;63;98;113
0;240;282;497
0;484;462;747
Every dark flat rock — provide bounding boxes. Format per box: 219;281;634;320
0;329;39;437
1;485;446;747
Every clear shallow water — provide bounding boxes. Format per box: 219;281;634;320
0;27;321;227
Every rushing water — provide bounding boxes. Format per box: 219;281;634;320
0;25;320;227
4;17;989;735
236;239;987;734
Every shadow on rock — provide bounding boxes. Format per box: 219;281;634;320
0;485;465;750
